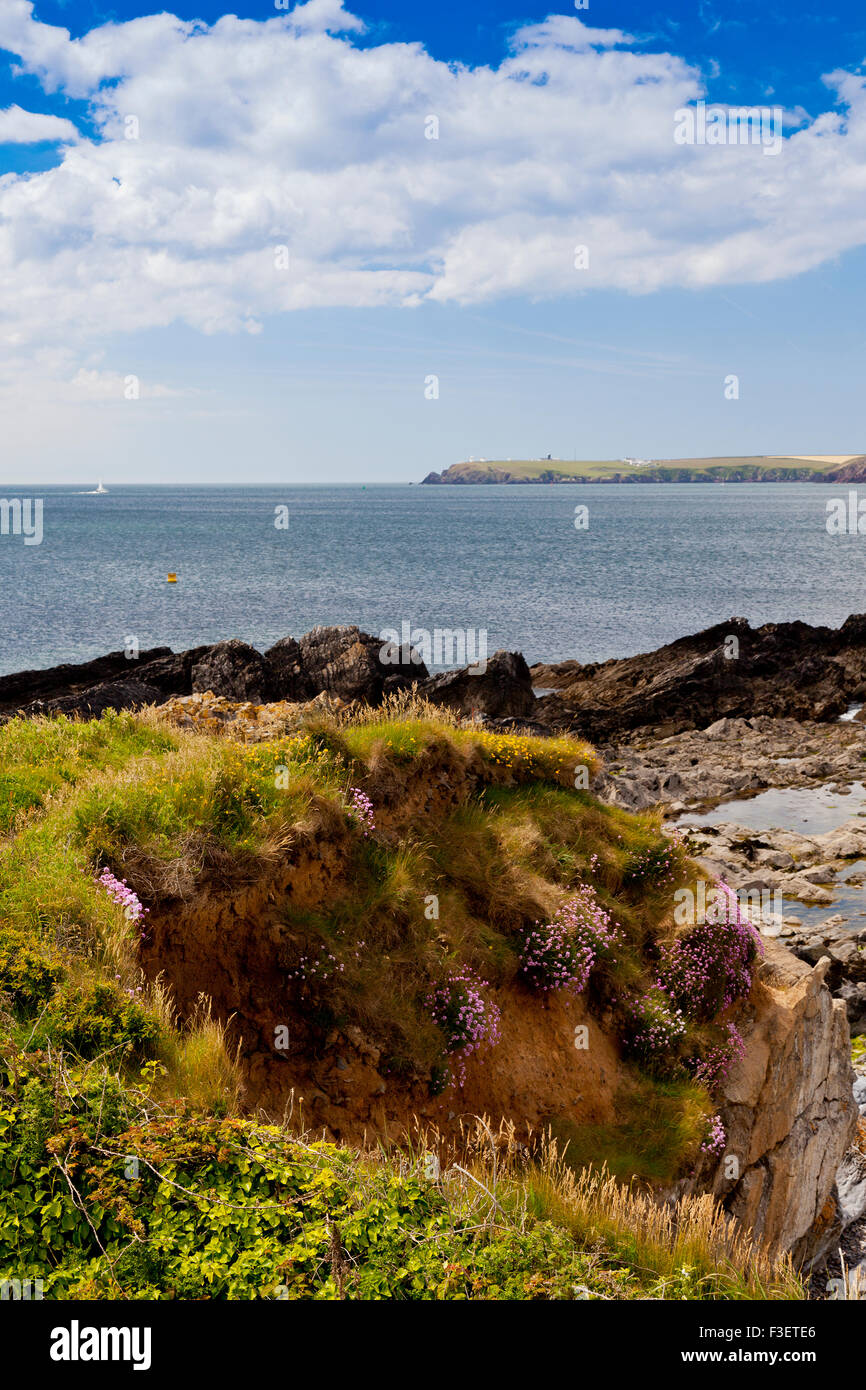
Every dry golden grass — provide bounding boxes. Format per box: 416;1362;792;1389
422;1119;802;1299
524;1140;802;1299
359;1117;803;1299
148;980;242;1114
334;687;462;729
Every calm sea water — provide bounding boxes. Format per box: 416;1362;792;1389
1;482;865;677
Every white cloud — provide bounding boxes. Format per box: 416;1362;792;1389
68;367;185;400
287;0;366;34
0;103;78;143
0;1;864;380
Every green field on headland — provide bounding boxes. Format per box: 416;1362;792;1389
422;455;866;484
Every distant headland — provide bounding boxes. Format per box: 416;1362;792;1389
421;455;866;484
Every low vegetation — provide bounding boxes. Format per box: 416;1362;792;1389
426;456;835;484
0;703;800;1299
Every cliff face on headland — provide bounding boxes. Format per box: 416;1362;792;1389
422;456;866;485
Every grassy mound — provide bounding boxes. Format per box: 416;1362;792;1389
0;704;798;1300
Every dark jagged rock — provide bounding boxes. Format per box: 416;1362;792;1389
191;640;271;703
17;613;866;738
0;644;214;717
296;625;428;704
269;627;428;704
136;646;213;697
422;649;536;719
264;636;312;702
22;679;164;720
297;626;385;703
0;627;432;720
379;641;428;694
531;615;866;740
0;646;172;714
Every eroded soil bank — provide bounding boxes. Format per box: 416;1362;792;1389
126;710;863;1266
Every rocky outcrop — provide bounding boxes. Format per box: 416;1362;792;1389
12;612;866;738
128;646;213;698
715;941;859;1264
294;626;428;704
596;713;866;815
2;644;213;721
0;646;173;714
422;463;521;484
192;640;271;703
532;616;866;740
158;690;347;740
422;650;536;719
824;457;866;483
22;679;165;719
264;636;311;702
1;627;433;719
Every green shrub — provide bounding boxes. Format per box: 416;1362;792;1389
28;982;159;1061
0;930;63;1012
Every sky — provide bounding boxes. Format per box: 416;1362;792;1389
1;0;866;483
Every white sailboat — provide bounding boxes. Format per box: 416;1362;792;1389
84;479;108;495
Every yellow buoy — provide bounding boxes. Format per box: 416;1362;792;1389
167;573;177;583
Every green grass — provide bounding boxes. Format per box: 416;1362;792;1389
0;710;178;834
435;455;836;483
0;708;713;1102
545;1078;711;1184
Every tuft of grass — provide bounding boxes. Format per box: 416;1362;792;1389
403;1118;803;1301
544;1077;711;1184
335;687;461;729
149;983;242;1115
517;1150;803;1300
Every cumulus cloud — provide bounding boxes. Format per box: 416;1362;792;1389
0;103;79;143
0;0;864;373
287;0;366;34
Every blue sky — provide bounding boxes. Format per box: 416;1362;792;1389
2;1;866;482
7;1;866;109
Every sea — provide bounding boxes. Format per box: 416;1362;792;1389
1;481;865;677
